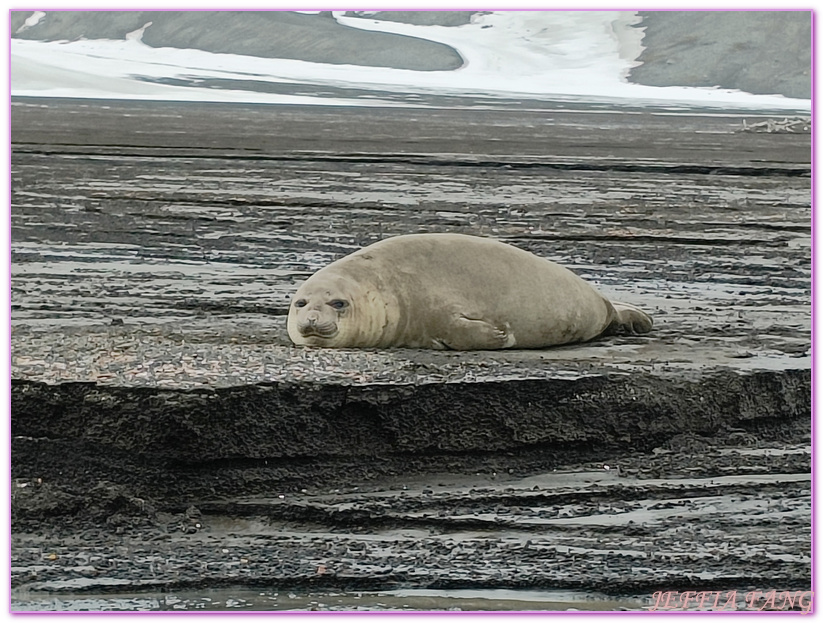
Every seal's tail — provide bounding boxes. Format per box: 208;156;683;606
610;302;653;335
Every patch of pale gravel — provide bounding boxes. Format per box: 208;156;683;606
11;323;601;389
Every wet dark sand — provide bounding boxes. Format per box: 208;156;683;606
10;97;811;611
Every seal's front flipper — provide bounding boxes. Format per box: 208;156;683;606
608;302;653;335
433;314;515;350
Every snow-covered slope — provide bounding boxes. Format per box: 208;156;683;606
10;10;811;111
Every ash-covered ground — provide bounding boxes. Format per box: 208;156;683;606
10;98;810;612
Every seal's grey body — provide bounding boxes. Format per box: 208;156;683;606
287;233;652;350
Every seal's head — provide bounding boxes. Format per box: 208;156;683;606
287;272;392;348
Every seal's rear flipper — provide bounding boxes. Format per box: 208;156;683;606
609;302;653;335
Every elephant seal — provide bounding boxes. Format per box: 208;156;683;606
287;233;652;350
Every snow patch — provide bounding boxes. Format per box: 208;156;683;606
125;22;153;43
16;11;46;34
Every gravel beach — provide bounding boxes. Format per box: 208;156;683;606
10;97;811;611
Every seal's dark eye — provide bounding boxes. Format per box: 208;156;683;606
294;299;307;308
329;300;348;310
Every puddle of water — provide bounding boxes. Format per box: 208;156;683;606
11;587;649;612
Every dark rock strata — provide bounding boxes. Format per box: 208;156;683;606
12;369;810;511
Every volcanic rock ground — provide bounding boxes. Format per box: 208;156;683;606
10;97;811;611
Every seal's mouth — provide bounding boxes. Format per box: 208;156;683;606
298;324;339;340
